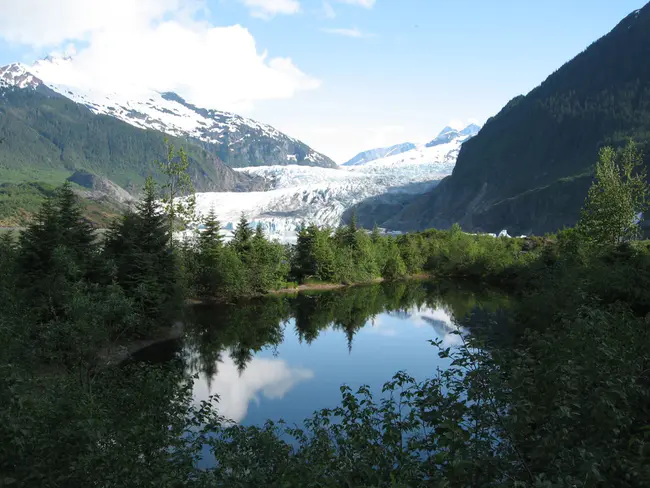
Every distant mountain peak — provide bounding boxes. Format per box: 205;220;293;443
0;63;42;90
437;126;460;137
343;142;416;166
460;123;481;137
426;123;481;148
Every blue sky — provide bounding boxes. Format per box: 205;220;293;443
0;0;645;162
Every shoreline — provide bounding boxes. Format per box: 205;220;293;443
191;274;434;304
112;275;435;365
97;321;184;366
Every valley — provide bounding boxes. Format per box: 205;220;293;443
192;126;477;241
0;58;478;235
2;2;650;487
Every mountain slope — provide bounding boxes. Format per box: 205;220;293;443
343;142;416;166
0;85;266;192
388;4;650;235
1;58;335;169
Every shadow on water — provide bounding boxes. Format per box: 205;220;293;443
133;280;514;427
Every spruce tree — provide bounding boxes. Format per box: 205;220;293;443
232;213;253;256
55;182;95;258
199;207;223;252
18;183;99;302
371;223;381;243
104;177;178;331
254;222;265;241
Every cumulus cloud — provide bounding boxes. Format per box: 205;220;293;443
336;0;376;8
321;27;374;38
192;353;314;423
0;0;319;112
0;0;185;47
239;0;301;19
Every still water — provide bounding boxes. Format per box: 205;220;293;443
134;280;511;428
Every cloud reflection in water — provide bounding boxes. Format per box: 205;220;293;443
192;352;314;423
370;306;465;346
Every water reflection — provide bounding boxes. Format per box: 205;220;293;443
191;351;314;423
142;281;510;426
378;306;464;346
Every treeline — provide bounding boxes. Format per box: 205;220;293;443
179;210;537;301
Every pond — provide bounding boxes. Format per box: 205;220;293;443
133;280;513;430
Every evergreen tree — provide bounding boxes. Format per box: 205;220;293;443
254;222;265;241
104;177;178;331
16;183;102;323
371;223;381;243
232;213;253;256
349;210;358;233
55;182;95;263
292;224;335;282
578;141;649;246
199;207;223;252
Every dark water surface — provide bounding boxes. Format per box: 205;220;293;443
134;281;512;428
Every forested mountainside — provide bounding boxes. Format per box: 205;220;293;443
0;86;267;193
386;3;650;235
0;60;335;175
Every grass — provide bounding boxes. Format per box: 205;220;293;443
0;167;73;186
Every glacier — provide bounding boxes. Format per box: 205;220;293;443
189;128;479;243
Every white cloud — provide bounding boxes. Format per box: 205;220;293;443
321;27;373;38
192;352;314;423
0;0;319;112
322;1;336;19
239;0;301;19
336;0;376;8
0;0;185;47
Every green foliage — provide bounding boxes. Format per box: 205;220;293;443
293;224;337;283
0;85;281;192
4;167;650;486
578;141;650;246
232;213;254;256
158;138;196;233
199;207;223;250
0;181;57;225
104;177;180;333
382;239;407;280
247;233;289;294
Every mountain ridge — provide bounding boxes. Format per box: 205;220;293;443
0;58;336;170
343;123;480;167
343;142;417;166
385;3;650;235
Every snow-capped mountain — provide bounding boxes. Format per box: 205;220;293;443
343;142;416;167
0;63;43;90
189;124;480;242
0;57;335;169
0;55;479;240
426;124;480;148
